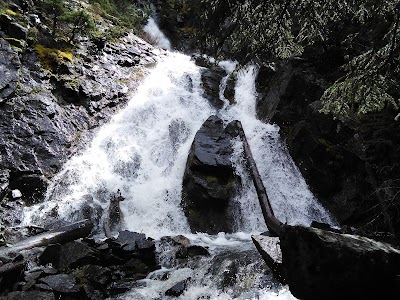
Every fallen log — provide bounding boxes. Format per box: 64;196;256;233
0;219;93;257
236;121;283;236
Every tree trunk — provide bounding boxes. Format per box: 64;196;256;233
235;121;283;236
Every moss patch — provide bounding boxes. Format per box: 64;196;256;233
34;44;73;71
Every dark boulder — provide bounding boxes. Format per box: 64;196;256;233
78;264;112;287
182;115;241;234
280;225;400;300
0;14;28;41
39;244;61;267
165;277;191;297
193;55;236;108
58;241;99;270
116;230;147;251
40;241;99;270
187;245;210;257
8;172;48;206
39;274;80;294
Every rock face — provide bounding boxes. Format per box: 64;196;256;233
193;54;236;108
182;115;241;234
0;5;159;228
279;225;400;300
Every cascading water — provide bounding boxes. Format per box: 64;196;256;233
23;21;335;299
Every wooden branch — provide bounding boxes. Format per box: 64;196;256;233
0;219;93;257
236;121;283;236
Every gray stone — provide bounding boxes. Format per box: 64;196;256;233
39;274;79;294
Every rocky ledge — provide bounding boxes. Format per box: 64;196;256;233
0;224;158;299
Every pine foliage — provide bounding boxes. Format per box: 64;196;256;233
198;0;400;119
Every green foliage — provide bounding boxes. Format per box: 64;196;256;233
37;0;66;35
197;0;400;119
87;0;149;34
62;9;95;42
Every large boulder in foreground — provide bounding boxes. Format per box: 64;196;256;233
182;115;241;234
279;225;400;300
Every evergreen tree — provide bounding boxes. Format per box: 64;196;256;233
38;0;66;35
197;0;400;119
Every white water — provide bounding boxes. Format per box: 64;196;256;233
143;18;172;50
23;22;335;299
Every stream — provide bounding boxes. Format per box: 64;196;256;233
23;19;335;299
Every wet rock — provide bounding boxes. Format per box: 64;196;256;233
0;14;28;40
33;283;53;292
39;244;61;267
200;67;226;109
58;241;99;270
115;230;155;253
193;55;236;108
182;115;241;234
9;173;48;205
187;245;210;257
24;270;43;282
280;225;400;300
0;291;55;300
78;264;112;286
171;235;190;247
0;39;20;100
108;280;134;295
40;241;98;270
165;277;191;297
116;231;146;251
0;32;158;208
39;274;80;294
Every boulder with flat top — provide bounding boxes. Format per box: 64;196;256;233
181;115;241;234
279;225;400;300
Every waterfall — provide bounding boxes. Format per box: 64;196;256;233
24;53;215;238
22;20;335;299
143;18;172;50
222;64;336;230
